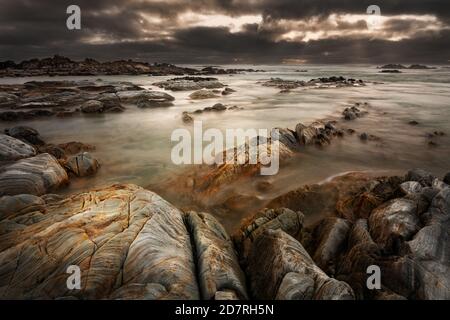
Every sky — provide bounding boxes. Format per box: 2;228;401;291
1;0;450;64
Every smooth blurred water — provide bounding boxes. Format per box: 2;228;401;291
1;65;449;198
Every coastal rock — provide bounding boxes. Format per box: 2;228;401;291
189;89;220;100
0;153;68;196
0;134;36;161
185;211;248;300
234;208;304;263
444;172;450;185
311;217;351;275
182;112;194;124
117;90;175;107
4;126;45;146
247;229;354;300
399;181;423;196
81;100;104;113
272;128;298;150
368;198;420;250
405;168;435;187
222;87;236;95
0;194;45;221
0;184;200;299
342;105;367;121
65;152;100;177
153;77;224;91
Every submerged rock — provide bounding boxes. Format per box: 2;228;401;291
66;152;100;177
189;89;220;100
153;77;224;91
4;126;45;146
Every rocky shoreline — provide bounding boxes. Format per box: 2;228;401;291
0;67;448;300
0;151;448;299
0;121;448;300
0;55;265;78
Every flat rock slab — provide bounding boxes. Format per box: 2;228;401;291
0;153;68;196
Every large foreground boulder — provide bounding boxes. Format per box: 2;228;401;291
0;185;249;300
0;153;68;196
0;184;199;299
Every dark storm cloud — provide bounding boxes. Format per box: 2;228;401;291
0;0;450;64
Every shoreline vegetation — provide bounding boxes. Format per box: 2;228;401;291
0;56;448;300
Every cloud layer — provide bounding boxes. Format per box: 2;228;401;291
1;0;450;64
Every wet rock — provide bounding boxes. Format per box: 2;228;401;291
189;89;220;100
368;198;420;251
0;153;68;196
443;172;450;185
0;184;200;299
399;181;423;196
311;217;351;276
247;229;354;300
342;105;367;121
4;126;45;146
182;112;193;124
211;103;227;111
222;87;236;95
272;128;298;150
185;211;248;300
0;194;45;220
0;134;36;161
81;100;104;113
153;77;224;91
117;90;175;106
57;141;95;155
405;168;435;187
234;208;304;263
37;144;66;160
66;152;100;177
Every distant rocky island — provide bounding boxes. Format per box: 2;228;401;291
377;64;436;70
0;55;264;77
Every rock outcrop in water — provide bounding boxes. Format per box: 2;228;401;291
262;77;365;90
0;80;175;121
153;77;225;91
0;55;198;77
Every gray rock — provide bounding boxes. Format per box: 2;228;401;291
0;194;45;220
0;153;68;196
235;208;304;262
117;90;175;106
0;134;36;161
312;217;351;275
399;181;423;196
443;172;450;185
66;152;100;177
0;184;200;299
4;126;45;146
272;128;298;150
247;229;354;300
405;169;435;187
81;100;104;113
369;198;420;250
189;89;219;100
185;211;248;300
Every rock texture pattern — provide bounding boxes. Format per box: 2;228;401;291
0;153;68;196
